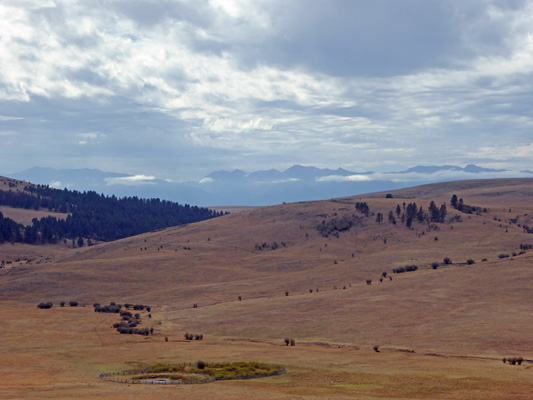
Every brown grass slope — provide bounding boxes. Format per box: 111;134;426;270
0;175;69;225
1;178;533;357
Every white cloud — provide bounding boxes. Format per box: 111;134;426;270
0;115;22;121
316;175;372;183
77;132;106;145
105;175;156;185
199;177;213;184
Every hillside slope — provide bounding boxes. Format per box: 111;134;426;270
1;178;533;357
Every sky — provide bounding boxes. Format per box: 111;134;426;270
1;0;533;182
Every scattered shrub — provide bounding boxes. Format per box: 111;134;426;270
37;302;53;309
284;338;290;346
69;301;78;307
94;304;121;313
373;345;380;353
184;332;203;341
498;253;510;259
290;339;295;346
366;279;372;285
60;301;65;307
197;360;206;369
116;326;149;335
466;259;475;265
443;257;452;265
506;357;524;365
431;262;439;269
254;241;287;251
316;215;362;237
392;265;418;274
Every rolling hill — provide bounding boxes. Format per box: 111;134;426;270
1;178;533;399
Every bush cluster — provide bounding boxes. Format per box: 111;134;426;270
184;333;204;340
284;338;296;346
503;357;524;365
392;265;418;274
124;303;150;311
254;241;288;251
94;304;122;313
37;302;53;309
115;325;150;335
450;194;486;214
521;225;533;234
355;202;370;217
316;215;361;238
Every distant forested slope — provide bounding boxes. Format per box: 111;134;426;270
0;183;224;245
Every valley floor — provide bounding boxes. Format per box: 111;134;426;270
2;302;532;400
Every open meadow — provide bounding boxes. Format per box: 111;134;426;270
1;178;533;399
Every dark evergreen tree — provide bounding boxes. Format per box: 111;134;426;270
451;194;458;209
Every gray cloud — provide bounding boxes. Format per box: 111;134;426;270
1;0;533;182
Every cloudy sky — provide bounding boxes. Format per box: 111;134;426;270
1;0;533;181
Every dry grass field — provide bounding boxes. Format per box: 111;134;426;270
1;178;533;399
0;175;70;226
0;205;69;226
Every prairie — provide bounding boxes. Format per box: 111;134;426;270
1;178;533;399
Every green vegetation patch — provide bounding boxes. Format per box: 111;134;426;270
146;361;284;381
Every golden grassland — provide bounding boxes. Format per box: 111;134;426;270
1;178;533;398
0;175;69;227
0;205;69;226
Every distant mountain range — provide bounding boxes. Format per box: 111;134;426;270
5;164;530;207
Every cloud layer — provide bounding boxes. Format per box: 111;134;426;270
1;0;533;180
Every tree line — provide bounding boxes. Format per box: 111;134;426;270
0;184;225;245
